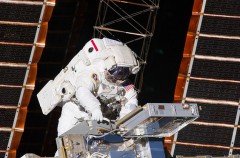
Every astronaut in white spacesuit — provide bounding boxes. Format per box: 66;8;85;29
37;38;140;136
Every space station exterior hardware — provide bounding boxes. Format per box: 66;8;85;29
22;103;198;158
55;103;199;158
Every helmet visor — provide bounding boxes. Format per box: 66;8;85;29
108;66;130;81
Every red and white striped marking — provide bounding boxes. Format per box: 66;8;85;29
124;84;134;91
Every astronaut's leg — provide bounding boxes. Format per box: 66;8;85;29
57;102;89;136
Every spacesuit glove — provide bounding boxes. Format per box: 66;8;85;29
91;109;103;122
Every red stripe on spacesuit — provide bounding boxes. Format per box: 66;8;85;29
91;40;98;51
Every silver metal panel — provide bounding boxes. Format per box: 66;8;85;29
50;103;199;158
119;103;199;137
62;120;116;136
147;103;198;117
59;103;198;139
120;110;149;132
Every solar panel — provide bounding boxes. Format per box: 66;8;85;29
0;67;27;85
234;130;240;147
0;45;33;63
201;17;240;36
0;87;22;105
233;149;240;155
167;0;240;156
204;0;240;16
195;37;240;58
0;0;55;157
0;109;16;127
175;145;229;156
0;3;42;23
178;124;233;146
191;59;240;80
0;153;6;158
196;103;237;124
0;24;37;43
187;80;240;101
0;132;11;150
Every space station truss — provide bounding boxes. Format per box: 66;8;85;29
93;0;160;91
0;0;55;157
165;0;240;156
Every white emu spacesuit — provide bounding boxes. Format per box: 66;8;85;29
37;38;140;136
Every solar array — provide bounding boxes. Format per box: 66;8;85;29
0;1;54;157
165;0;240;156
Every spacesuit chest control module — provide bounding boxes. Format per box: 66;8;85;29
37;37;141;136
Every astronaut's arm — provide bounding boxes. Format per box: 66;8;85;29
75;76;103;121
119;85;138;118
